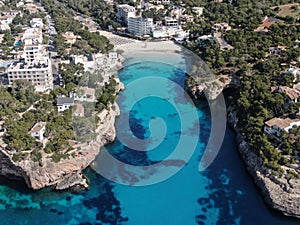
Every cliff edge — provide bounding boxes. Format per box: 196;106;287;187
0;103;120;191
228;108;300;218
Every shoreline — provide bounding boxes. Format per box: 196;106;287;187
116;40;300;219
0;102;121;191
228;107;300;219
116;41;189;70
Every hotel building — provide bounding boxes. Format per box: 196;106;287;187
128;17;153;36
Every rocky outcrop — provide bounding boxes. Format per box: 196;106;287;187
228;108;300;218
185;74;239;101
0;103;120;191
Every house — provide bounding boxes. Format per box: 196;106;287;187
278;86;300;103
16;1;25;7
72;54;94;71
57;97;74;112
179;14;194;24
255;17;278;33
108;52;118;61
74;103;85;117
264;118;300;136
30;18;44;28
1;10;21;17
70;87;96;102
0;15;14;25
152;26;187;39
0;122;6;136
30;122;46;141
0;24;10;31
197;34;215;46
62;31;77;45
287;67;299;82
268;46;288;55
192;7;204;16
147;4;164;10
25;3;39;14
212;23;231;32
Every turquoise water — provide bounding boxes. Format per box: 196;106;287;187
0;61;299;225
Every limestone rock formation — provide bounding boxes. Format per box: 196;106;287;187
0;104;120;191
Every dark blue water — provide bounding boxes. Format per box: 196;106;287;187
0;61;299;225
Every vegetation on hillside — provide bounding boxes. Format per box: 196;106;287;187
182;0;300;178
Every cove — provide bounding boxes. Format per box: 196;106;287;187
0;61;299;225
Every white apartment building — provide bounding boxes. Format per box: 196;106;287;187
6;27;53;92
128;17;153;36
23;44;47;63
117;4;136;23
164;17;178;26
7;58;53;92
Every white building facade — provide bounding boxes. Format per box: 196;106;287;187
117;4;136;23
128;17;153;36
6;26;53;92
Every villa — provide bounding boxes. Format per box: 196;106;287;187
30;18;44;28
70;87;96;102
197;34;215;46
268;46;288;55
57;97;74;112
192;7;204;16
62;32;77;45
264;117;300;137
212;23;232;32
277;86;300;103
30;122;46;141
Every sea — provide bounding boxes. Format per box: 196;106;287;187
0;61;299;225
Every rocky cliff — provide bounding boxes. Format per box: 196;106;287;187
185;74;239;101
185;77;300;218
0;103;120;191
228;108;300;218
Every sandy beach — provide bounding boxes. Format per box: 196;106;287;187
115;41;191;71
